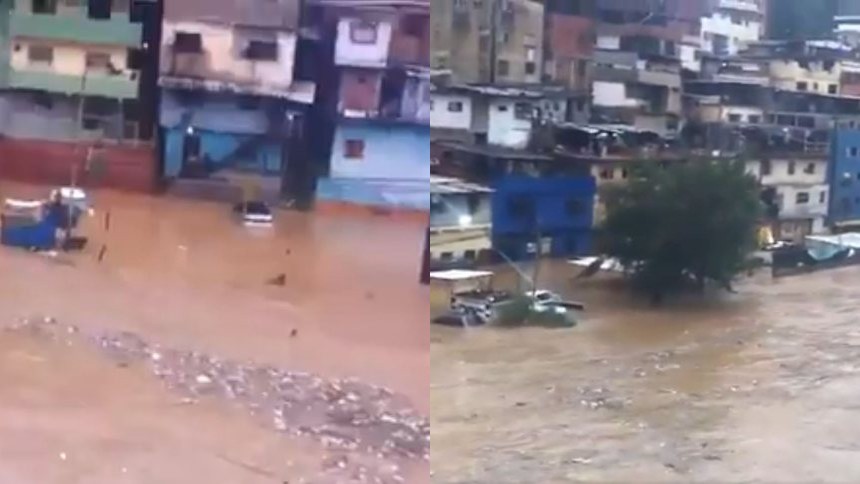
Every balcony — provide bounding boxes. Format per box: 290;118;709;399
10;11;141;47
638;69;681;88
8;69;139;99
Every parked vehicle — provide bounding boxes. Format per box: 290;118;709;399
234;201;274;227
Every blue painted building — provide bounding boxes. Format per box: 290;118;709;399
318;120;430;210
829;127;860;228
491;176;596;261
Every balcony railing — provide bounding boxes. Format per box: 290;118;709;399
8;69;139;99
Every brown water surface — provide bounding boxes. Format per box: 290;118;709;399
0;184;429;483
432;261;860;483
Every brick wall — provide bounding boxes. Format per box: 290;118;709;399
0;138;158;193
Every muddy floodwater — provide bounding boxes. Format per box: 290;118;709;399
0;183;429;483
432;261;860;483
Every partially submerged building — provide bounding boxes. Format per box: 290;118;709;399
311;0;430;211
429;175;493;267
0;0;157;191
157;0;315;201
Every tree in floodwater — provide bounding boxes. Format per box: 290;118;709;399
600;159;762;302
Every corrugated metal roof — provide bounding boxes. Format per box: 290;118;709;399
430;176;493;195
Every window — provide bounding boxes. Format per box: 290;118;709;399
85;52;111;71
81;96;118;132
850;147;859;157
829;84;839;95
804;163;815;174
496;104;508;112
33;0;57;14
31;92;53;110
761;160;771;176
447;101;463;112
401;14;424;37
28;45;53;65
497;59;510;77
748;115;761;124
126;47;144;70
796;192;810;204
463;250;477;261
788;161;796;175
344;139;365;159
820;191;827;204
174;32;203;53
797;81;808;91
525;61;536;75
513;102;532;120
244;41;279;61
440;252;453;261
599;168;614;180
350;20;378;44
621;168;629;179
813;82;819;91
728;113;742;123
88;0;110;19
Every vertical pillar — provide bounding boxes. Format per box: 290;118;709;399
421;225;430;285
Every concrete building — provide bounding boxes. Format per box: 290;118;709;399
543;0;594;94
748;156;830;240
429;175;493;266
431;0;544;85
0;0;158;191
314;0;430;211
828;127;860;229
157;0;315;201
700;0;765;56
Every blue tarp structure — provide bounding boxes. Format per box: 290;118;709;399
0;200;60;251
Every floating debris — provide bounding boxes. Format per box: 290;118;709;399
9;316;428;484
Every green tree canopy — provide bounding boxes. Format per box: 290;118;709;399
600;160;762;301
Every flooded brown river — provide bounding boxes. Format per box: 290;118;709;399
432;261;860;483
0;183;429;483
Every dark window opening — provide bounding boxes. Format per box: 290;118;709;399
401;14;424;37
174;32;203;54
497;59;510;77
796;192;809;204
761;160;771;175
33;0;57;14
87;0;111;19
244;41;279;61
804;163;815;174
514;102;532;121
126;48;144;70
463;250;477;261
829;84;839;95
32;92;54;110
447;101;463;112
728;113;742;122
788;161;796;175
525;61;536;75
28;45;53;64
344;139;365;159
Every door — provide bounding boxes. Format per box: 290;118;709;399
182;133;202;176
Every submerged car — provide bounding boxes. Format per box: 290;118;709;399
233;201;274;227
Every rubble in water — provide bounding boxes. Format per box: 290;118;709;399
8;316;428;483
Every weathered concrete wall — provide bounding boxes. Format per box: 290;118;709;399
161;21;296;91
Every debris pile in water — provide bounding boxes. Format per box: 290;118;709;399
8;316;428;483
